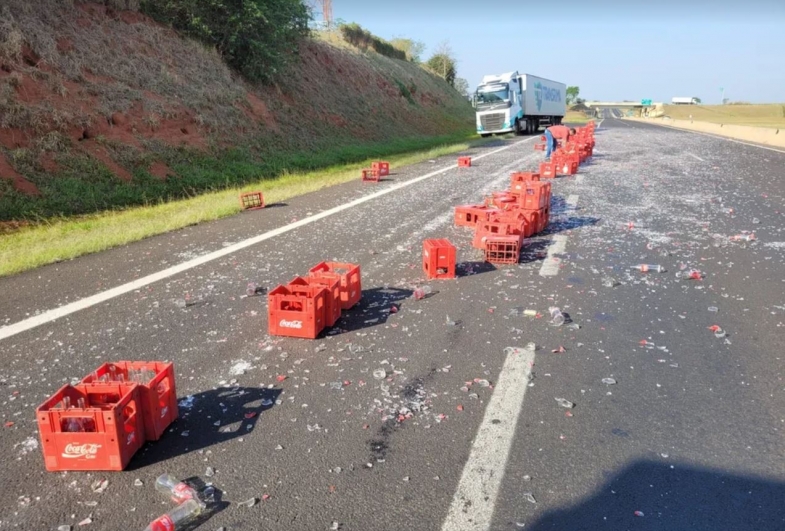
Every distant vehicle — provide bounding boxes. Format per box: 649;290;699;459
671;97;700;105
473;71;566;137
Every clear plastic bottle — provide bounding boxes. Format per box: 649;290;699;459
631;264;664;273
144;499;203;531
154;474;203;507
548;307;565;327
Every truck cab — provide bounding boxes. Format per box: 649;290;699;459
474;72;524;137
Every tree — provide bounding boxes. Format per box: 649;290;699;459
425;41;457;86
693;97;702;104
566;86;580;105
454;77;470;99
141;0;310;84
390;38;425;62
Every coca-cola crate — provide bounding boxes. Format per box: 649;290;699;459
489;191;518;210
308;262;362;310
239;191;265;211
510;172;540;191
454;204;493;228
268;283;328;339
517;181;551;210
458;156;472;167
484;237;520;265
81;361;177;441
539;206;550;233
372;161;390;177
291;275;341;327
423;239;456;280
519;209;541;238
557;160;579;176
539;162;557;179
473;221;515;249
36;383;145;471
361;169;380;183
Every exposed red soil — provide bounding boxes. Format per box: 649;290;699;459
81;141;133;181
0;153;40;195
39;152;60;174
149;161;172;180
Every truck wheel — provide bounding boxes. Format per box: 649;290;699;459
530;119;539;134
514;119;522;136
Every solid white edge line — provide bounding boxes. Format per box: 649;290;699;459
626;120;785;154
0;138;535;342
440;347;536;531
686;152;706;162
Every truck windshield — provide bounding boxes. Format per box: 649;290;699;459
475;86;510;109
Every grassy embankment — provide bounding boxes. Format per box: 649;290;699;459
663;104;785;128
0;133;487;277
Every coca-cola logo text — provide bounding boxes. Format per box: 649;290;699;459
61;443;102;459
279;319;303;329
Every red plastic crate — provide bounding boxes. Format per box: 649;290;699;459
454;204;493;228
490;191;518;210
458;156;472;167
534;143;546;151
361;169;380;183
557;160;579;176
539;162;557;179
516;181;551;210
36;383;145;471
473;221;515;249
518;210;541;237
372;161;390;177
239;191;265;210
81;361;177;441
539;206;550;232
423;239;456;280
268;284;328;339
484;237;520;265
308;262;362;310
291;275;341;327
510;172;540;191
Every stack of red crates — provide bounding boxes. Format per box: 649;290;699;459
453;171;552;265
267;262;362;339
36;361;178;471
539;123;596;177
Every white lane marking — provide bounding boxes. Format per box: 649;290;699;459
0;139;534;342
538;194;577;277
686;152;705;161
440;347;536;531
628;120;785;154
539;235;568;277
575;174;585;184
597;119;604;129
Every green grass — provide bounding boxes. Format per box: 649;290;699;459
0;132;488;277
663;104;785;128
564;110;595;124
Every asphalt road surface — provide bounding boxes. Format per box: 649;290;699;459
1;118;784;531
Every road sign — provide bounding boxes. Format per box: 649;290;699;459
641;99;652;105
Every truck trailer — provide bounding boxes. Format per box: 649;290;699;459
474;71;566;136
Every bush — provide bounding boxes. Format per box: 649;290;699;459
338;23;407;61
140;0;310;83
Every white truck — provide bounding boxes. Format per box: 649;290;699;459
473;71;566;136
671;97;699;105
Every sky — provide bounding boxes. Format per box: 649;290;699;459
327;0;785;103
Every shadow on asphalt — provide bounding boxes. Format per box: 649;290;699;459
128;386;282;470
457;260;497;277
179;479;229;531
333;286;414;334
526;460;785;531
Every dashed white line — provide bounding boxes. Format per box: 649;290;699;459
539;194;578;277
440;346;536;531
0;138;535;342
686;152;705;161
575;174;585;184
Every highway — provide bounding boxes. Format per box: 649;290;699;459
1;117;784;531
